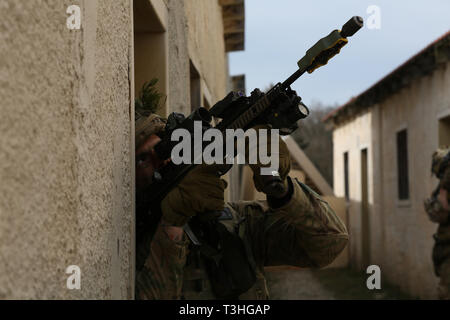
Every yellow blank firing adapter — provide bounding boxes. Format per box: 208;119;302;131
298;16;364;74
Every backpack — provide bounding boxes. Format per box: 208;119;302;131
189;213;256;299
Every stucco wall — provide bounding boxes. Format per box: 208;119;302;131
332;61;450;298
185;0;228;105
0;0;134;299
333;111;374;270
165;0;191;115
374;61;450;298
137;0;227;115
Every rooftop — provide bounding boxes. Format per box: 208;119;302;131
324;30;450;127
219;0;245;52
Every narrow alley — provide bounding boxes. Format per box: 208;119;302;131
265;267;414;300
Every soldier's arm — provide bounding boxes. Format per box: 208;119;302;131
438;188;449;211
435;163;450;214
440;167;450;192
244;177;348;269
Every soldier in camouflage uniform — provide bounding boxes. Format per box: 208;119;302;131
425;148;450;300
134;114;349;300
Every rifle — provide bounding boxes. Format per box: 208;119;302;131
136;16;364;270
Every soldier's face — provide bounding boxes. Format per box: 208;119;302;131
135;134;167;190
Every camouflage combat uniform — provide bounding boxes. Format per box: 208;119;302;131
136;177;348;300
425;148;450;300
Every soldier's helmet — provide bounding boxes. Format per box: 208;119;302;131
432;147;450;178
135;114;166;150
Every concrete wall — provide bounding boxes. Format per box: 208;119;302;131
185;0;228;106
134;0;169;116
0;0;134;299
165;0;191;115
0;0;234;300
140;0;228;115
375;61;450;298
333;111;374;270
185;0;231;199
332;61;450;298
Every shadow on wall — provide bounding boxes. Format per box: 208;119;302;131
346;199;373;271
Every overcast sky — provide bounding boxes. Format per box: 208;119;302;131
228;0;450;109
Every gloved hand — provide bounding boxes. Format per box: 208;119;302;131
247;125;291;197
161;163;228;227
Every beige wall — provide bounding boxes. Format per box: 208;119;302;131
0;0;235;300
145;0;228;114
165;0;191;115
0;0;134;299
185;0;228;107
333;111;374;270
332;61;450;298
185;0;231;198
134;24;168;116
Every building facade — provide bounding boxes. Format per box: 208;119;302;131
0;0;244;299
325;32;450;298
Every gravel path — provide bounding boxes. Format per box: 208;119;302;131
265;267;336;300
264;267;413;300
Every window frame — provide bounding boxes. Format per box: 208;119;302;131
396;127;410;204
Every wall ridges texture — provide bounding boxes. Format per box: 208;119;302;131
0;0;134;299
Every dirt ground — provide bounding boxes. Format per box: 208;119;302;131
265;267;415;300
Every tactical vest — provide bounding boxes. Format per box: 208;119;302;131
181;206;269;300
